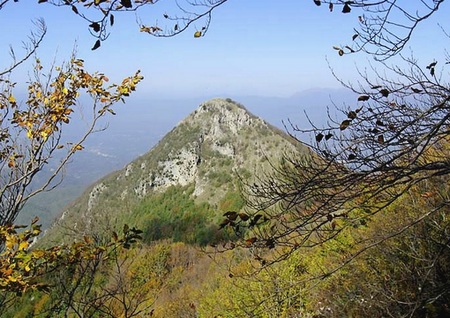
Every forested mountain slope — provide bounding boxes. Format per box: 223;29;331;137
44;98;304;245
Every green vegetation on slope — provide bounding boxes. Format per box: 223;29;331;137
4;160;449;318
129;185;244;245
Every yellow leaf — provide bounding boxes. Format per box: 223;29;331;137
19;241;29;251
73;59;84;67
72;144;84;151
8;276;18;283
194;31;202;38
32;250;45;258
40;130;49;140
8;95;16;103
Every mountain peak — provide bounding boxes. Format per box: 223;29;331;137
195;98;248;112
184;98;257;136
50;98;304;238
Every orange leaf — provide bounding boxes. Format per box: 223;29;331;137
245;237;257;247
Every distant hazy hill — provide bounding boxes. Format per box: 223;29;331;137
42;98;306;245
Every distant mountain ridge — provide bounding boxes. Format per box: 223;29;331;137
44;98;306;244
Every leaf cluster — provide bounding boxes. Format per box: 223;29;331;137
0;218;141;299
1;56;143;227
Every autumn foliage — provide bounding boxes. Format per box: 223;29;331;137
1;57;143;227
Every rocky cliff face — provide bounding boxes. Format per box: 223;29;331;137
47;98;303;241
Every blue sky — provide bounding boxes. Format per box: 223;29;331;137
0;1;371;98
1;1;447;99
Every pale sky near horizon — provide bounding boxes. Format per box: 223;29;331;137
0;1;448;99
